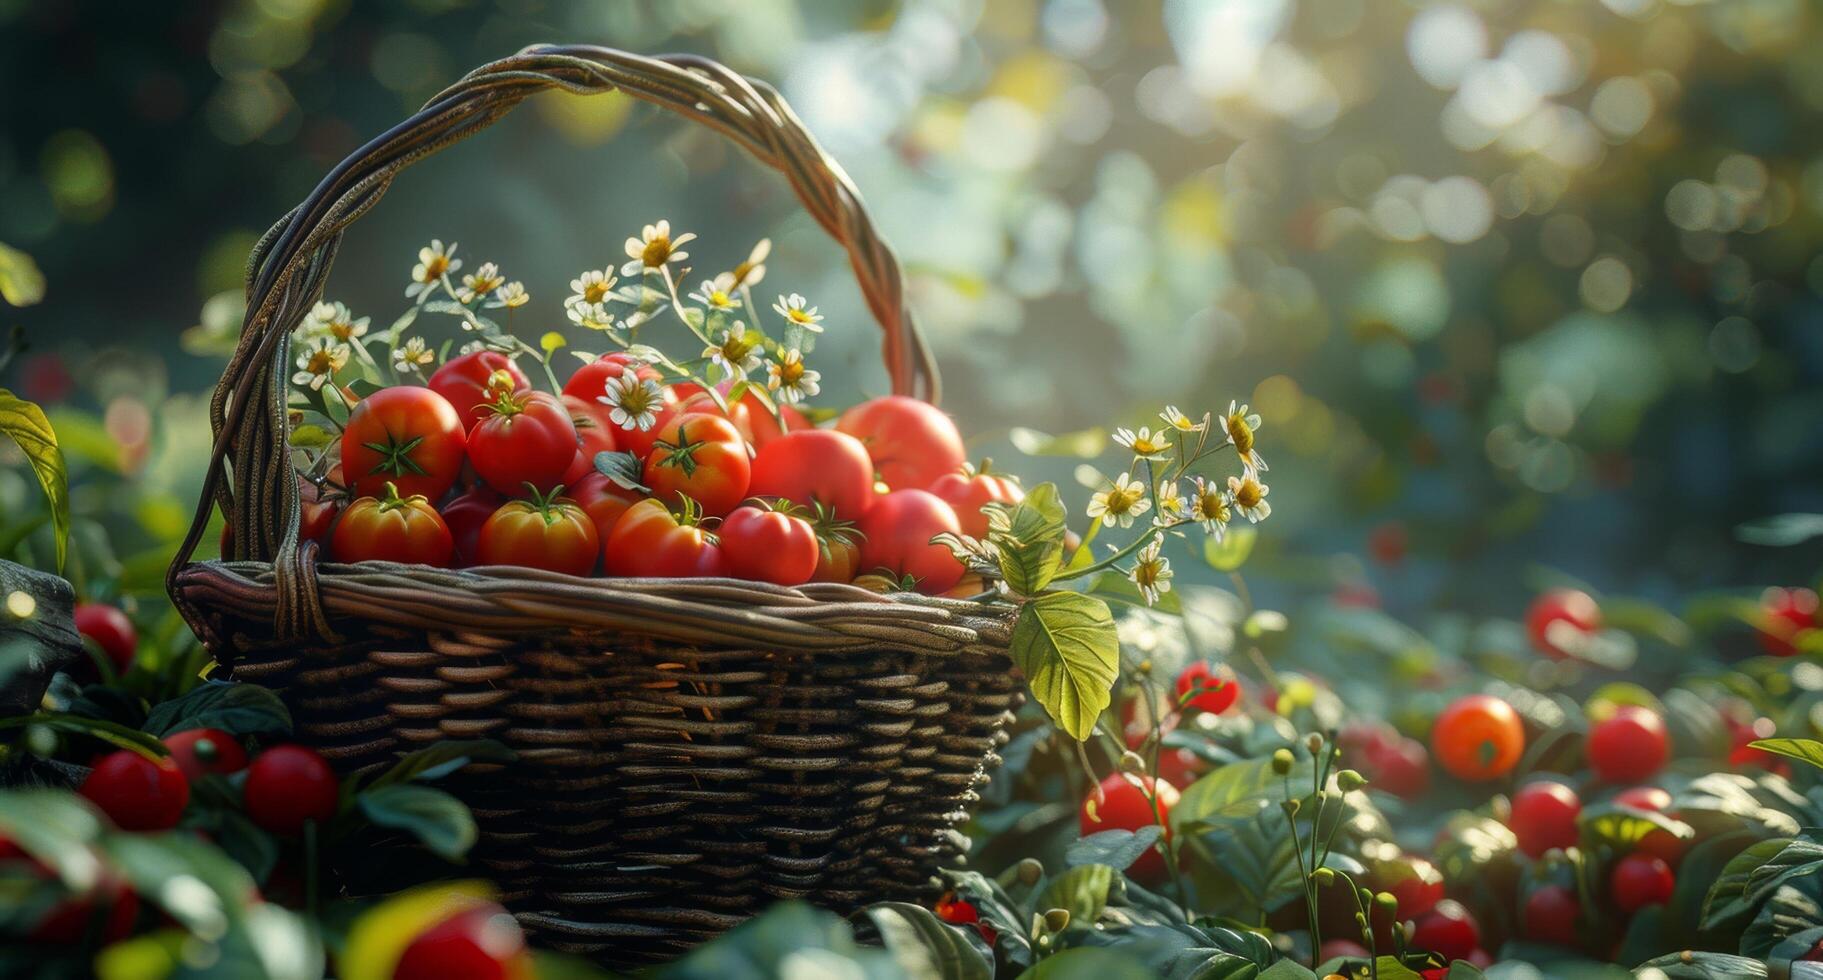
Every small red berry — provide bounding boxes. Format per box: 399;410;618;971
1383;855;1445;919
1757;587;1818;656
1079;773;1179;881
1411;900;1480;963
73;603;137;674
242;745;340;836
1522;884;1580;946
161;728;249;782
80;751;189;831
1368;737;1432;799
1174;661;1239;715
1525;589;1600;660
1610;853;1675;913
1587;706;1670;783
1510;780;1582;858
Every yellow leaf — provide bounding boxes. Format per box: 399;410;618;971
0;390;67;570
0;242;45;307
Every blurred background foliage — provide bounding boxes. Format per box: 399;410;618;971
1;0;1821;625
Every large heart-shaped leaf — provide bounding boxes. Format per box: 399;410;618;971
1010;591;1119;741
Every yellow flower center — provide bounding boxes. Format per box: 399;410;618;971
329;322;355;341
1135;561;1163;590
1227;415;1254;455
616;382;654;415
1195;490;1228;523
1134;436;1167;455
641;236;672;267
720;334;757;364
582;282;609;303
306;350;337;374
421;255;449;282
775;358;805;386
710;291;732;307
787;308;813;325
1106;486;1141;515
1233;479;1263;509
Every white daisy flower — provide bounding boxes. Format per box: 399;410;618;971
567;269;618;307
1085;472;1151;529
567;300;617;332
733;238;770;287
304;301;369;344
391;336;434;373
292;338;349;391
1154;480;1189;527
1222;400;1268;472
489;281;529;309
767;348;821;404
702;322;763;380
1113;426;1171;461
622;220;696;276
1129;538;1174;607
598;367;666;432
407;239;460;300
1160;405;1208;434
772;293;824;333
1227;469;1271;524
456;261;504;303
1189;476;1231;539
692;272;743;311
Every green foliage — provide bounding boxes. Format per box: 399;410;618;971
989;483;1068;596
141;681;292;738
1010;592;1119;741
0;389;67;570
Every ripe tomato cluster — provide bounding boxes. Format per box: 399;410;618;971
78;736;339;839
303;350;1026;594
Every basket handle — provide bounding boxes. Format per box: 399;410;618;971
167;44;939;633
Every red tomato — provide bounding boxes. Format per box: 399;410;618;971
299;467;344;545
748;429;878;521
440;485;504;567
395;902;535;980
1758;586;1818;656
1523;884;1581;946
929;466;1023;539
1510;779;1582;858
1610;853;1675;912
567;473;643;543
720;505;819;586
242;745;339;835
477;493;600;576
341;387;467;501
1381;855;1445;920
162;728;249;782
1429;694;1526;781
1078;772;1179;881
80;751;189;831
1587;705;1669;783
1367;736;1432;800
1153;746;1204;788
429;350;530;425
331;484;455;566
1411;901;1479;963
466;390;578;496
602;498;728;578
560;394;620;486
747;399;809;450
643;413;751;518
73;603;136;674
1525;588;1601;660
835;395;967;490
1174;661;1239;714
812;523;862;583
856;489;964;594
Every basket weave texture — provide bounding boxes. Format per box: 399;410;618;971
165;44;1020;961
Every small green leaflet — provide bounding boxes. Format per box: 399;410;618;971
988;482;1068;596
594;450;650;492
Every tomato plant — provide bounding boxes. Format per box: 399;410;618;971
1174;660;1239;714
467;390;579;496
242;744;340;836
331;482;455;566
602;498;727;578
835;395;967;491
748;429;878;521
928;464;1023;539
341;386;467;501
642;412;751;518
1429;694;1525;781
719;504;819;586
476;488;600;576
1079;772;1177;880
429;350;530;425
1586;705;1668;783
1509;779;1581;857
855;489;964;594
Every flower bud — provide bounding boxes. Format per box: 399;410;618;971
1312;866;1336;886
1374;892;1399;914
1043;908;1072;932
1336;769;1367;792
1016;858;1044;885
1281;798;1301;817
1272;748;1295;775
1305;733;1324;754
1119;751;1148;775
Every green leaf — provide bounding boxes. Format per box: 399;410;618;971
1749;737;1823;771
593;450;650;493
989;482;1068;595
1203;526;1256;572
1008;426;1108;458
861;902;993;980
360;739;517;791
142;682;292;738
1010;592;1119;741
289;424;334;450
1630;950;1769;978
1036;863;1116;927
1577;803;1693;855
0;389;67;571
0;242;45;307
1016;947;1172;980
1066;827;1163;872
0;712;168;758
1736;514;1823;547
356;784;478;861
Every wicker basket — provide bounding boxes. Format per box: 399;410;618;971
165;44;1021;962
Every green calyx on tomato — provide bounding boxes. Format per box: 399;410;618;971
651;420;712;477
361;434;431;480
517;482;575;526
376;481;425;511
482;384;535;419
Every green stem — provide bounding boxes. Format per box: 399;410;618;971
1053;525;1179;583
